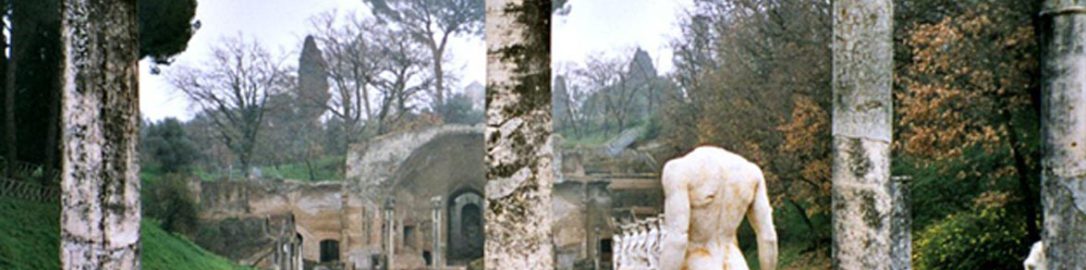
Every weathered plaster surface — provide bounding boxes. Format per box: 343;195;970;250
194;179;348;266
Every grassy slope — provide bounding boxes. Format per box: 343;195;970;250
0;196;245;270
0;195;59;270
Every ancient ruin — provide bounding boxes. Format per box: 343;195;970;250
189;123;670;270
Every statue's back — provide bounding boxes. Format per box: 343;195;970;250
664;146;764;270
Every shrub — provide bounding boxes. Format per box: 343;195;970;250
914;197;1030;270
144;173;198;237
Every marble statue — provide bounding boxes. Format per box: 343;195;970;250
1024;241;1045;270
660;146;778;270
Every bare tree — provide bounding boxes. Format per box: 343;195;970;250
362;0;483;112
169;36;291;176
552;65;584;137
2;6;14;179
571;52;653;136
309;11;432;140
574;55;623;134
309;11;377;144
370;25;433;134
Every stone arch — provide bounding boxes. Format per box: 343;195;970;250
346;124;483;195
345;125;486;266
384;131;485;265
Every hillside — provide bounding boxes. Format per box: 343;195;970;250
0;196;246;270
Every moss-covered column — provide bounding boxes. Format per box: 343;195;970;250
483;0;553;268
831;0;894;269
59;0;141;269
1040;1;1086;268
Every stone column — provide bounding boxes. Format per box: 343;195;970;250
385;198;396;270
1040;1;1086;268
431;196;443;268
295;236;303;270
483;0;554;269
59;0;141;269
890;176;911;270
831;0;894;269
593;226;600;270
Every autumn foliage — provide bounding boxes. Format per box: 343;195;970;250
895;1;1041;268
658;0;1043;267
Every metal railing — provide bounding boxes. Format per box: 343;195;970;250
0;158;61;202
0;176;60;202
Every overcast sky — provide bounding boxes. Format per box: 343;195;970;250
140;0;690;121
553;0;692;74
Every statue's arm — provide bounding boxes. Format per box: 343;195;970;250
746;170;778;270
660;163;689;270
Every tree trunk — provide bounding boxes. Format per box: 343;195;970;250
1006;121;1041;243
305;158;316;181
433;46;446;112
59;0;141;269
483;0;554;269
1039;1;1086;267
44;53;61;184
2;14;15;180
239;151;252;178
785;198;819;247
830;0;895;269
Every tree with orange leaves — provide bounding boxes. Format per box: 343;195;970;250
896;1;1042;244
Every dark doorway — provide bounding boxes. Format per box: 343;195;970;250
600;238;614;269
319;239;340;262
447;189;484;264
461;204;483;251
404;225;416;249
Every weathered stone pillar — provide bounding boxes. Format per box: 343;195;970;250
385;198;396;270
431;196;443;268
483;0;554;269
59;0;141;269
890;176;911;270
830;0;893;269
593;226;600;270
1040;1;1086;268
294;235;303;270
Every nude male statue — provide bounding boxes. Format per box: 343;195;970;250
660;146;778;270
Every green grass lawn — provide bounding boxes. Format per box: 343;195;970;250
256;155;344;181
0;196;246;270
